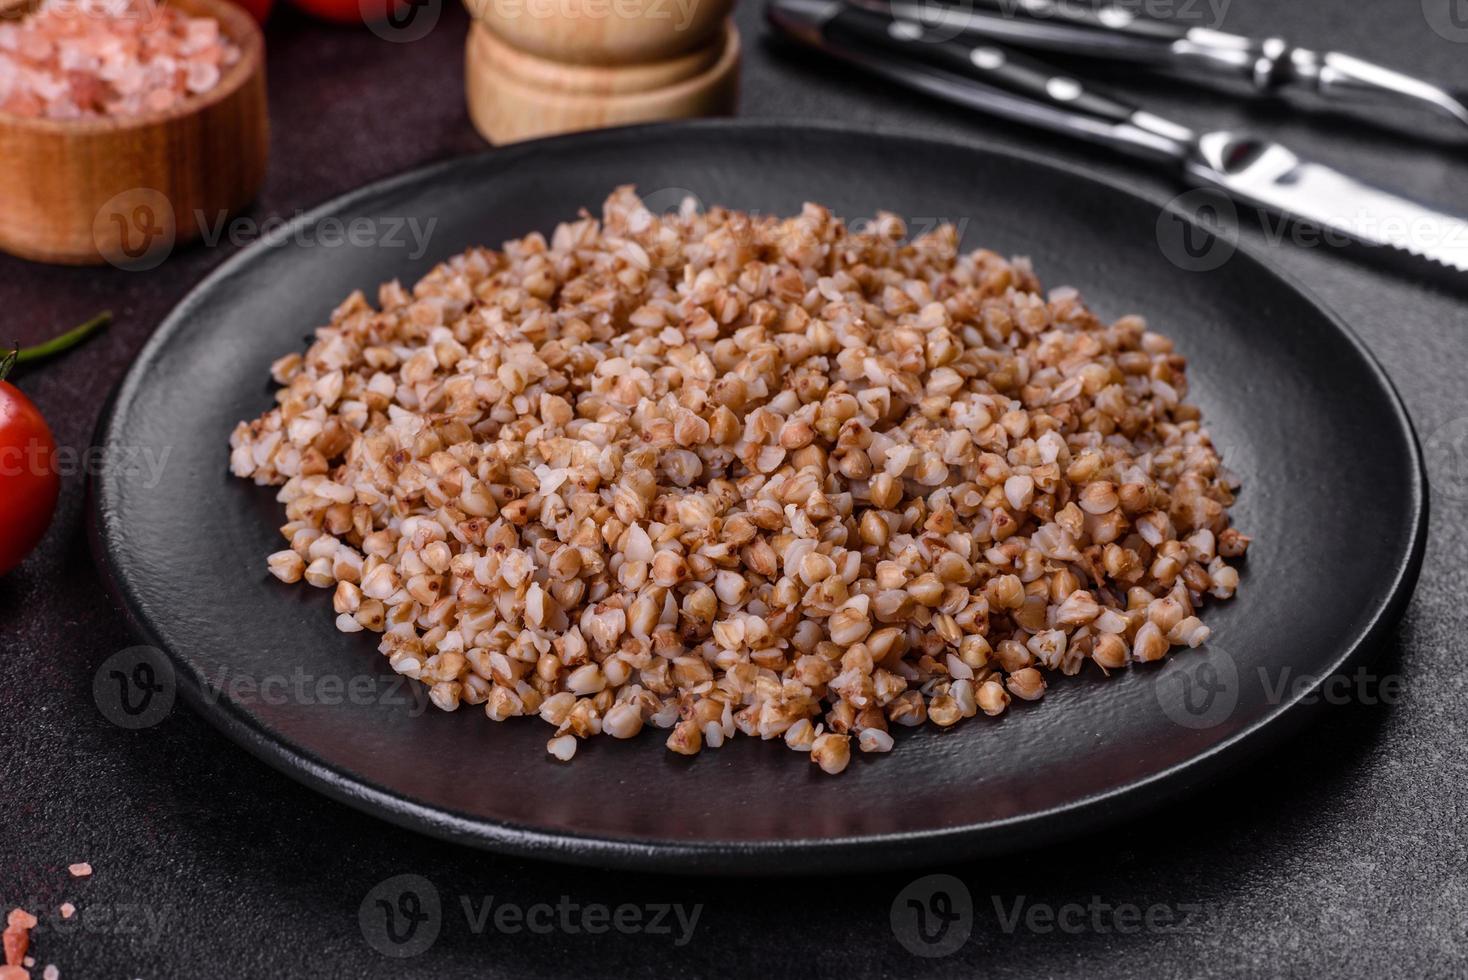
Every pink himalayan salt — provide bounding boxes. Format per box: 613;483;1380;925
0;0;240;120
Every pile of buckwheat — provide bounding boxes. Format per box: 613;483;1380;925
229;188;1248;774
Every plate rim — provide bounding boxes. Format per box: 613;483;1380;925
88;118;1429;875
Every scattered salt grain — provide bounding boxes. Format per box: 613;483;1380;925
66;863;90;878
3;909;37;971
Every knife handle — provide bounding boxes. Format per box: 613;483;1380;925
851;0;1277;89
827;4;1139;124
767;0;1196;164
865;0;1189;60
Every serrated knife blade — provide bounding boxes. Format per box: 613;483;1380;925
1186;132;1468;272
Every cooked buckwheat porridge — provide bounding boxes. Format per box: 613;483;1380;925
229;188;1249;774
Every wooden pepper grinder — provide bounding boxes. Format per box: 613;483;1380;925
463;0;740;144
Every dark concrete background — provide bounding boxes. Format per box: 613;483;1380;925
2;0;1466;976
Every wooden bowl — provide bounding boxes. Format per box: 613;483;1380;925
0;0;268;266
463;0;735;65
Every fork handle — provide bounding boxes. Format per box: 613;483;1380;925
767;0;1197;164
828;3;1140;123
853;0;1191;60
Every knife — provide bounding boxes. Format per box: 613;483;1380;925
845;0;1468;132
766;0;1468;272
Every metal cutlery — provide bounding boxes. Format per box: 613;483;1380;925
766;0;1468;272
845;0;1468;132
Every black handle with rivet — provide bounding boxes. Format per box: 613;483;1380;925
824;1;1139;123
766;0;1196;163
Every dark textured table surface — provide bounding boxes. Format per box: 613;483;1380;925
2;1;1466;977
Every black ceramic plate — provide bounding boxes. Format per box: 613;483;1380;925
92;121;1425;874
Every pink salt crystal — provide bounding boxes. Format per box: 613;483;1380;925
1;90;42;117
18;35;52;63
66;862;90;878
45;98;82;120
0;0;238;119
42;967;57;980
30;72;68;101
141;84;173;111
184;18;217;48
66;69;106;112
57;904;74;921
184;59;217;95
112;64;142;95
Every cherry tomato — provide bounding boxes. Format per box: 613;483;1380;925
229;0;275;23
286;0;413;24
0;379;59;576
